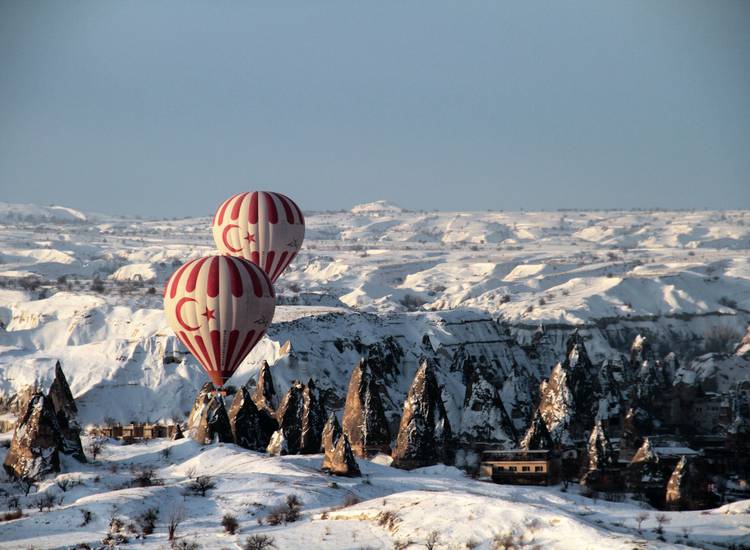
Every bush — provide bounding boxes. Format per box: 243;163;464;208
79;508;93;526
137;507;158;536
243;534;276;550
376;509;399;531
188;475;216;496
222;513;239;535
132;467;158;487
265;494;302;525
1;509;22;522
173;540;200;550
36;492;55;512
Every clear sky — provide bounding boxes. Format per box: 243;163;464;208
1;1;748;217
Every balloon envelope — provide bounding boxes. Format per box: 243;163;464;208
211;191;305;283
164;255;275;388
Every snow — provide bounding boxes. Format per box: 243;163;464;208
0;202;749;547
0;436;747;549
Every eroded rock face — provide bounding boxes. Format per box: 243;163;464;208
520;410;554;451
535;331;598;446
323;433;361;477
266;429;288;456
47;361;85;462
625;437;667;492
273;381;306;455
320;413;342;454
228;387;266;451
586;421;616;471
342;358;391;457
3;394;61;480
459;370;517;449
188;386;233;445
300;379;327;454
665;456;713;510
392;360;452;470
250;363;280;442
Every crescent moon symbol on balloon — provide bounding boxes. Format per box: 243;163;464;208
222;224;242;253
175;297;200;331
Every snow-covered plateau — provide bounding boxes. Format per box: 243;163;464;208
0;201;749;548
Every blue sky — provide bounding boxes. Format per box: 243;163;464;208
1;1;748;216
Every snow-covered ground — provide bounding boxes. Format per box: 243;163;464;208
1;435;748;550
1;201;749;548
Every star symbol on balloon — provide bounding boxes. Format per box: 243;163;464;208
244;232;256;243
202;307;216;321
287;238;299;249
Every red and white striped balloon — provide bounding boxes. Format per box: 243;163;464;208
164;255;276;388
211;191;305;283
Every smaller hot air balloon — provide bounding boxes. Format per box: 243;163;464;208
164;255;275;389
211;191;305;283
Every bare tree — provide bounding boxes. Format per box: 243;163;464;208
654;513;671;535
425;530;441;550
167;506;185;542
243;534;276;550
188;475;216;497
635;512;649;532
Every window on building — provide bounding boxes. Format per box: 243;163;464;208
535;466;544;472
522;466;530;472
509;466;517;472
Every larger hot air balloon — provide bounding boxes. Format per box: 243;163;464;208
164;255;275;388
211;191;305;283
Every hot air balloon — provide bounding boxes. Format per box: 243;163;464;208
164;255;275;389
211;191;305;283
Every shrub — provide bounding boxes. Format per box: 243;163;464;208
173;540;200;550
167;507;185;541
88;439;103;460
133;468;158;487
36;492;55;512
79;508;93;526
222;513;239;535
137;507;158;536
188;475;216;496
265;494;302;525
425;530;441;550
376;509;399;531
1;509;22;522
243;534;276;550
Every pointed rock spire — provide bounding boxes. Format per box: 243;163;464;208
46;361;85;462
323;433;361;477
188;388;233;445
269;381;306;455
252;361;278;412
228;387;266;451
520;409;554;451
3;393;61;480
392;360;452;470
300;379;327;454
586;421;616;471
459;370;516;449
665;456;713;510
342;358;391;457
320;413;342;454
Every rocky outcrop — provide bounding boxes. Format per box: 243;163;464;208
3;394;61;480
47;361;85;462
392;360;453;470
188;385;233;445
501;362;538;433
535;331;598;446
267;381;305;455
342;358;391;457
459;370;516;449
228;387;266;451
323;433;361;477
520;410;554;451
252;361;278;412
665;456;714;510
625;437;667;494
580;421;621;491
321;413;342;454
250;363;280;442
300;379;327;454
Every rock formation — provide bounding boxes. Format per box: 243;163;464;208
267;381;305;455
228;387;266;451
392;360;453;470
580;421;621;491
3;393;61;480
535;331;598;445
665;456;713;510
625;437;667;497
520;409;554;451
342;358;391;457
459;370;516;449
250;362;280;442
320;413;342;454
300;379;327;454
47;361;85;462
323;433;361;477
188;385;233;445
